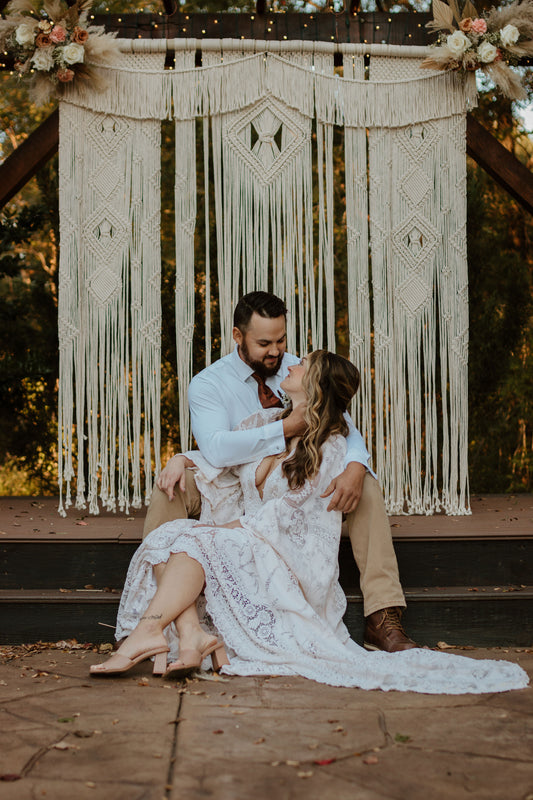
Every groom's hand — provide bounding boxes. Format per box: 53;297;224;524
156;454;188;501
282;403;307;440
321;461;366;513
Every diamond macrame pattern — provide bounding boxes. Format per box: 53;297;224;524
400;167;431;207
83;207;128;262
397;273;432;316
90;163;121;199
88;267;122;305
87;114;130;156
225;95;309;185
397;121;439;160
391;212;440;269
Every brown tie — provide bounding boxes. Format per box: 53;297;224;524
251;373;283;409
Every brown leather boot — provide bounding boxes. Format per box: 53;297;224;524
364;607;418;652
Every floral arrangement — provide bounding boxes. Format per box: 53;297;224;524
0;0;120;103
421;0;533;100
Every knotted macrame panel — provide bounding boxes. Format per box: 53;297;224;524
367;57;469;515
58;55;164;515
58;44;474;515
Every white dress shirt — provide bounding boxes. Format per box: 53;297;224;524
189;345;374;474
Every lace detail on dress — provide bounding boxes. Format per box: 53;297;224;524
115;420;529;695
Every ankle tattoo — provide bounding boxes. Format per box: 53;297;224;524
140;614;162;621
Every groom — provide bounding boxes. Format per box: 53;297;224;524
144;291;417;653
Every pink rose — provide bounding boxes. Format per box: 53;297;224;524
57;68;75;82
49;25;67;43
471;18;487;34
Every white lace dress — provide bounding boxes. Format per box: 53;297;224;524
116;411;529;695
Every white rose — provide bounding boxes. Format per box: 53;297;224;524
31;47;54;71
61;42;85;65
500;23;519;48
15;21;37;47
446;30;471;57
477;41;498;63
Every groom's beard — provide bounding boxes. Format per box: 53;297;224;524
239;340;284;379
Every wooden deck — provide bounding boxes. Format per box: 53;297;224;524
1;493;531;543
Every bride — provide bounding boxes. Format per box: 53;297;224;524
90;351;528;694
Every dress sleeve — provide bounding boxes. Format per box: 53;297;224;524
189;376;286;468
183;451;244;525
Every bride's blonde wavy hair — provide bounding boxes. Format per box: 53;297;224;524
282;350;360;490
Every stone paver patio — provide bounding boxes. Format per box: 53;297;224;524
1;644;532;800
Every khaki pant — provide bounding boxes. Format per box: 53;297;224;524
143;471;405;617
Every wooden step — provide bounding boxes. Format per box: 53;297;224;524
3;536;531;590
1;586;532;648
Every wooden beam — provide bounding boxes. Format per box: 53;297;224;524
91;11;434;46
0;108;59;208
467;114;533;215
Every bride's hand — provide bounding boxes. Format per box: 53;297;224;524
156;454;192;501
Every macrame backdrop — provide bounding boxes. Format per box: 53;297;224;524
58;42;475;516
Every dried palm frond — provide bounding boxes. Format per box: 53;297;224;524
447;0;463;24
42;0;65;22
486;59;527;99
461;0;478;20
426;0;457;32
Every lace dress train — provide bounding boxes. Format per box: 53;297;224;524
116;413;529;695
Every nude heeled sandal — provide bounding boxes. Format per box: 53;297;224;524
90;647;169;677
163;640;229;680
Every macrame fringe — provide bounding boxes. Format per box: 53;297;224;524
61;50;477;127
57;101;161;516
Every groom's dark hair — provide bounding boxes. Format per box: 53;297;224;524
233;291;287;333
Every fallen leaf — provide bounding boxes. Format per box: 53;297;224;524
271;761;281;767
314;757;337;766
436;641;455;650
138;677;150;686
327;719;339;723
53;741;79;751
307;743;319;750
363;755;379;765
112;719;119;725
286;760;300;767
74;730;94;738
0;774;22;782
0;680;7;686
212;729;224;735
57;717;75;723
85;782;96;789
230;709;246;715
395;733;411;743
76;521;89;526
332;726;344;733
297;771;314;778
152;754;163;759
254;738;265;744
